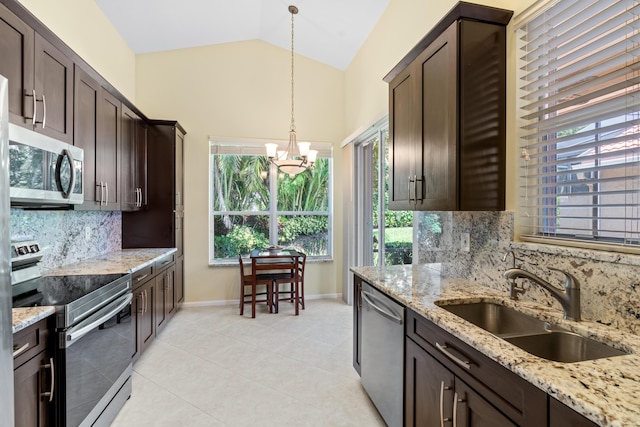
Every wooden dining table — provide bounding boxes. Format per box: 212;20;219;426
250;248;301;315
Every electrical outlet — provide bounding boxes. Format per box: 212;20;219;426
461;232;470;252
84;226;91;241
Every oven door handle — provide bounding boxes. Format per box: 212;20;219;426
65;293;133;347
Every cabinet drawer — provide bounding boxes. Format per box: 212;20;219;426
132;265;154;290
155;253;175;272
13;318;49;369
407;309;546;427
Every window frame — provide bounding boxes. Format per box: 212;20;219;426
208;139;333;264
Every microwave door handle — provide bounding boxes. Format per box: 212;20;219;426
56;149;76;199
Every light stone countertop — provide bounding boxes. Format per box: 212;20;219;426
43;248;177;276
12;248;177;333
12;306;56;334
351;263;640;427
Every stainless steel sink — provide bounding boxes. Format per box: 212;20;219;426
440;302;549;337
505;330;627;363
438;302;629;362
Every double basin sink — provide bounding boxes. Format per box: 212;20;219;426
438;302;628;363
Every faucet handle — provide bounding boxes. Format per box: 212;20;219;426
548;267;580;290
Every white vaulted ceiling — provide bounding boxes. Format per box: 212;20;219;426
94;0;390;70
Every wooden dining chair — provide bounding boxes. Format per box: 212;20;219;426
272;252;306;314
238;255;274;318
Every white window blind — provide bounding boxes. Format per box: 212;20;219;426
517;0;640;246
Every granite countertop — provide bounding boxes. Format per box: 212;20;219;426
12;248;177;333
351;263;640;427
12;306;56;334
43;248;177;276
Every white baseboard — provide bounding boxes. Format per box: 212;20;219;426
182;293;343;308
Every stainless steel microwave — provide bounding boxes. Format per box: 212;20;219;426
9;123;84;207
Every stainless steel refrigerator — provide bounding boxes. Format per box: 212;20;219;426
0;74;14;424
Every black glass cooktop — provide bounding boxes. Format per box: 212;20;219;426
13;273;127;308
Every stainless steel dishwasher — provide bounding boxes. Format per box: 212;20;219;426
360;281;405;427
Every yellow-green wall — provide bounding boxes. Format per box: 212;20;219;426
17;0;540;304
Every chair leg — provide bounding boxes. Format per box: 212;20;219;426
300;282;305;310
294;281;299;316
251;285;256;318
268;283;274;313
240;285;244;315
274;282;280;313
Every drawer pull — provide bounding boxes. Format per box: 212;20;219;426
13;342;30;358
136;273;149;282
41;358;55;402
436;342;471;370
440;381;452;427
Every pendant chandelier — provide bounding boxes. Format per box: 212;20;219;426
265;5;317;178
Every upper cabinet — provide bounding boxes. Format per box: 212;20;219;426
385;2;512;211
121;104;147;211
74;66;121;210
0;2;73;143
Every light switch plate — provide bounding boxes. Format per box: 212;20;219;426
461;232;470;252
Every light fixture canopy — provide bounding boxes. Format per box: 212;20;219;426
265;4;316;178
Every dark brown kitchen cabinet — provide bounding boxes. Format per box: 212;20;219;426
549;397;598;427
154;261;176;335
385;3;511;211
0;3;73;143
132;272;155;364
123;121;186;311
13;317;54;427
352;276;363;375
74;66;121;210
406;309;547;427
121;104;147;211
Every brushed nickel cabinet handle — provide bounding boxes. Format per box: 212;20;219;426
12;342;29;358
41;358;55;402
41;94;46;128
136;273;149;282
440;381;452;427
436;342;472;370
453;392;465;427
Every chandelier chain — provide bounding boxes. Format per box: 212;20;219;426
290;7;296;133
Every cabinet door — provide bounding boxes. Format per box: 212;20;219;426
175;129;185;257
166;265;176;318
14;352;51;427
405;338;455;427
175;255;184;305
155;270;168;333
96;89;121;209
139;281;155;354
388;63;419;210
135;118;148;208
549;397;598;427
419;22;457;210
34;33;73;143
0;3;34;127
453;379;516;427
74;66;100;208
352;276;362;375
121;105;138;211
132;287;143;362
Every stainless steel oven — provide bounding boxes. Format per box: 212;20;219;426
57;289;133;427
9;123;83;207
11;241;133;426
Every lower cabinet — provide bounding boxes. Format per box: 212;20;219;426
549;397;598;427
13;317;54;427
352;276;362;375
154;263;176;335
131;253;178;363
406;338;515;426
132;275;155;364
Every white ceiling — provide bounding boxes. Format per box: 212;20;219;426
94;0;390;70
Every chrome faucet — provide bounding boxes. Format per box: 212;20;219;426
503;267;581;321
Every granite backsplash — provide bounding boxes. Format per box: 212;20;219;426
10;209;121;271
415;211;640;335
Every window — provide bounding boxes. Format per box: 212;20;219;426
210;141;332;262
354;120;413;266
517;0;640;247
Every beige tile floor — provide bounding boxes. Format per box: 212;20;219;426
111;298;385;426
